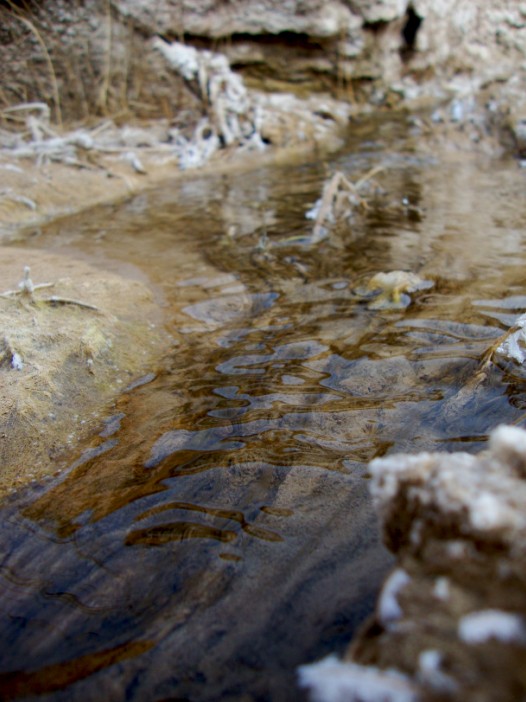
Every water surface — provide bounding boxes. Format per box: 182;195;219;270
1;116;526;701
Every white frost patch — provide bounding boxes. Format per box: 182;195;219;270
409;518;423;546
489;424;526;477
468;491;511;530
378;568;411;628
418;650;441;673
305;198;322;221
432;577;450;601
123;151;146;174
152;40;201;81
11;352;23;370
417;650;458;693
297;656;419;702
458;610;526;645
446;541;468;559
496;314;526;364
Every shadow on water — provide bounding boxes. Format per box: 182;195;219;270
1;115;526;700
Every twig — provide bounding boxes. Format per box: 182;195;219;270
0;191;37;210
354;164;384;189
311;171;345;241
42;296;100;311
0;266;99;311
479;314;526;370
309;166;384;243
1;102;51;124
0;266;54;299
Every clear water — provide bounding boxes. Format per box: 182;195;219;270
1;115;526;701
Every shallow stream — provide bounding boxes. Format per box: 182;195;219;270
1;116;526;701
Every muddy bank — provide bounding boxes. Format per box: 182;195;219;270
0;24;353;495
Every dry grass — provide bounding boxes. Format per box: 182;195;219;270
0;1;193;129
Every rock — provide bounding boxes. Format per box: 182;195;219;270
508;113;526;158
356;271;434;310
113;0;355;38
349;0;407;24
300;425;526;701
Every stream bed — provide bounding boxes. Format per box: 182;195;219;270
1;116;526;701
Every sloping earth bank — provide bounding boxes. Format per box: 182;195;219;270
0;247;169;497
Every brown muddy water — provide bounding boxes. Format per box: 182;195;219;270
1;116;526;701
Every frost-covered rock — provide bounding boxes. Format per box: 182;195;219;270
301;425;526;702
369;425;526;549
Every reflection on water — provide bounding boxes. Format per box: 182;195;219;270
1;116;526;700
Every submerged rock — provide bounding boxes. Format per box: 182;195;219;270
356;271;434;310
300;425;526;701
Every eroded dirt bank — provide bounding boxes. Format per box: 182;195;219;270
1;0;525;236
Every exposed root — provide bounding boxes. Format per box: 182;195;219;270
153;38;266;169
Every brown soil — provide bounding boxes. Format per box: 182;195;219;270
0;246;170;499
